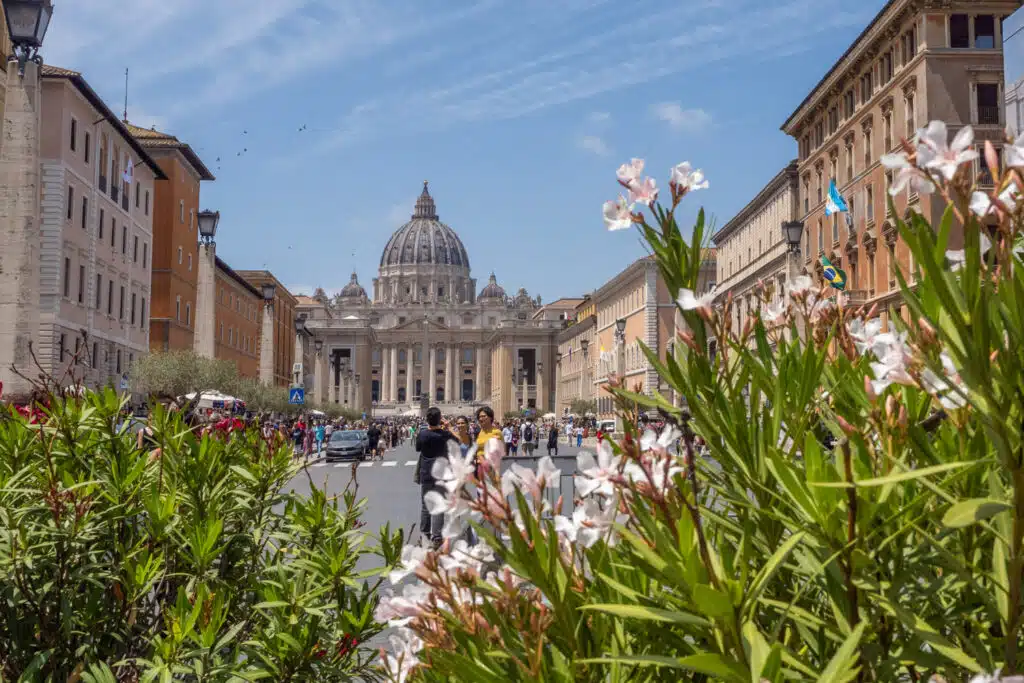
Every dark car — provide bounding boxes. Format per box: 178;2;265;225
325;430;368;462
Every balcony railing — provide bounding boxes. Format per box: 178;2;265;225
978;105;1000;125
845;289;870;305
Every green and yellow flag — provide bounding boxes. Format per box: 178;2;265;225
820;255;847;291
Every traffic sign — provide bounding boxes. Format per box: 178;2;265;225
289;387;305;405
119;374;129;390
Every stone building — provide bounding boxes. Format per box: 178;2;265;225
713;161;800;334
295;182;562;418
236;270;296;388
125;123;215;356
38;65;164;387
556;296;597;415
782;0;1021;325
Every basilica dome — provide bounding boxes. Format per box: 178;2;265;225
379;182;470;269
338;272;367;299
478;273;506;300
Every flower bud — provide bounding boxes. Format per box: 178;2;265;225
918;317;937;346
836;415;857;437
864;375;877;402
898;404;908;429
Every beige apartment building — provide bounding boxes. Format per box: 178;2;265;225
782;0;1020;322
39;66;164;387
556;296;597;415
713;161;800;333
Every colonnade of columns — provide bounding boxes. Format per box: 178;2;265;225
375;343;490;404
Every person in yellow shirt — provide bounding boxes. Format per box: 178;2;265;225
475;406;502;449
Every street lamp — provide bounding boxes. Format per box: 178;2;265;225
261;283;276;302
782;220;804;255
615;318;627;338
197;209;220;246
314;339;323;355
4;0;53;76
293;316;306;334
580;338;589;357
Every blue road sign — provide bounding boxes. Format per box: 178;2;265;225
289;387;305;405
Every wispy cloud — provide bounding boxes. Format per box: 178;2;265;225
577;135;611;156
651;103;712;133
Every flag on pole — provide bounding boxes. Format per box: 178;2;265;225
122;157;134;185
820;255;847;291
824;179;849;217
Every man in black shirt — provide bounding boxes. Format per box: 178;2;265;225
415;407;457;548
367;423;382;459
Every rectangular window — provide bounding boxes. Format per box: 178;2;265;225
135;182;140;208
107;281;113;315
70;118;77;151
977;83;1000;124
119;286;125;320
176;296;181;321
110;217;115;247
116;349;122;374
144;191;149;215
860;72;873;104
121;226;127;255
63;257;70;297
81;196;88;230
92;342;98;368
84;132;90;163
975;15;995;49
832;213;839;244
67;186;74;220
905;93;916;136
142;243;148;269
185;303;191;326
131;292;136;325
180;200;185;223
846;145;854;181
78;265;85;304
133;236;139;263
59;333;66;361
950;14;969;48
866;185;874;221
816;171;823;204
864;129;872;166
141;298;146;328
95;274;101;309
817;220;824;252
98;209;104;239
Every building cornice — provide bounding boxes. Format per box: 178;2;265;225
713;161;799;244
593;257;655;303
215;257;262;299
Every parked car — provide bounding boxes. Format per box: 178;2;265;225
325;430;369;461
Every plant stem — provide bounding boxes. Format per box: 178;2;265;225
841;442;860;628
682;434;720;591
1004;465;1024;674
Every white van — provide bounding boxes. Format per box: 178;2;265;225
597;419;616;434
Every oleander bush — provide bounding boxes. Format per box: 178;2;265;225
0;389;402;681
377;125;1024;682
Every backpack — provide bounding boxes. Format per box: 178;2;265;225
524;424;534;442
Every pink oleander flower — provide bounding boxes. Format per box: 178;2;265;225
575;441;622;498
380;627;423;683
917;120;978;181
603;195;636;231
628;176;659;206
616;158;645;186
669;162;709;193
388;544;430;585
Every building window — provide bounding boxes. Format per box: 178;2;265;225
178;247;183;265
817;219;824;253
860;71;873;104
188;253;192;271
189;209;194;229
141;298;146;329
116;286;124;320
905;92;916;136
66;186;74;220
844;89;855;118
884;113;892;151
866;185;874;221
881;50;893;83
130;292;136;325
845;144;853;181
110;217;115;247
98;209;104;239
180;200;185;224
863;128;872;166
902;26;917;64
133;236;139;263
92;342;98;368
121;226;127;255
77;265;85;304
977;83;1000;125
975;15;995;49
84;132;90;163
135;182;140;208
63;257;70;297
220;322;224;340
176;296;181;321
95;274;101;309
816;170;823;204
868;254;876;295
81;196;88;230
70;118;77;151
144;191;149;215
142;243;148;269
950;14;969;48
185;302;191;327
107;281;113;315
116;350;122;374
59;333;66;362
832;213;839;244
803;177;809;213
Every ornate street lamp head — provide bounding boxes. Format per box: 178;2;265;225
615;318;626;334
782;220;804;254
261;283;276;302
294;316;306;333
314;339;323;354
4;0;53;76
580;338;589;356
197;209;220;244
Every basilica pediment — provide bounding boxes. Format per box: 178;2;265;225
390;317;449;332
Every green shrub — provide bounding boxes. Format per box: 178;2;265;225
0;389;401;681
377;131;1024;682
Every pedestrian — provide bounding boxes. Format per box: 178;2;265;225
367;421;382;459
502;422;513;455
520;418;537;457
315;421;325;454
576;425;583;448
414;407;457;550
454;415;472;456
547;424;559;456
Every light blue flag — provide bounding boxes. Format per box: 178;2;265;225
824;179;849;216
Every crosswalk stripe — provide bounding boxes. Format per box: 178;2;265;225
312;463;327;468
404;460;417;466
359;462;373;468
334;463;346;468
382;461;397;467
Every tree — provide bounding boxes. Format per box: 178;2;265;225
129;350;240;401
568;398;596;416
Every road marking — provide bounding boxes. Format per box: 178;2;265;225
312;463;327;468
359;462;373;468
334;463;347;468
382;461;397;467
404;460;417;467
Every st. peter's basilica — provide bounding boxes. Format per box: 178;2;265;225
294;183;575;417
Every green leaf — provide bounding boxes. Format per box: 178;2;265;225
692;584;733;619
580;653;747;682
854;460;977;487
581;603;710;627
816;621;866;683
941;498;1012;528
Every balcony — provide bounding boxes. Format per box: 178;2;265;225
978;105;1000;126
98;175;107;193
845;289;870;305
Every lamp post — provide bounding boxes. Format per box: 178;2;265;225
536;360;544;413
554;351;562;414
314;339;324;405
782;220;805;341
192;210;220;359
0;0;53;398
354;373;361;414
292;316;306;388
614;318;626;436
580;339;589;416
259;283;276;385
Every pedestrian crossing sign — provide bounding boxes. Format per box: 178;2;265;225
289;387;305;405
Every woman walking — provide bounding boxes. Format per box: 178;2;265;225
547;424;559;456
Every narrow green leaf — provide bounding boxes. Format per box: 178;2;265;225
581;603;710;627
692;584;733;619
941;498;1012;528
854;460;977;487
816;621;866;683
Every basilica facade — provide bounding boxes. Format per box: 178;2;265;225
295;183;568;418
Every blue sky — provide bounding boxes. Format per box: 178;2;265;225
46;0;885;301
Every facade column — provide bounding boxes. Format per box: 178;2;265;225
314;347;324;405
446;345;455;402
390;345;399;403
475;345;485;401
293;332;304;387
537;356;545;412
259;301;275;384
428;344;438;403
405;346;414;404
0;61;43;396
380;345;390;403
193;242;216;358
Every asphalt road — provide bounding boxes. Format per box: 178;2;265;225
287;437;588;553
